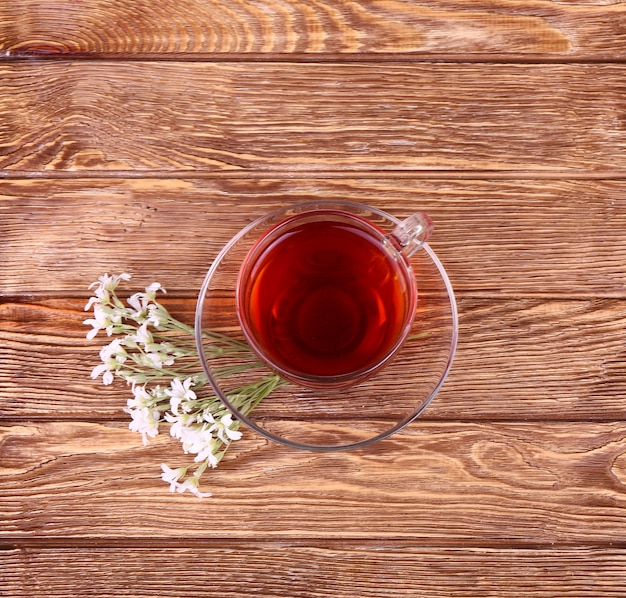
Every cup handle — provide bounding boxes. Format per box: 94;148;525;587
384;212;434;258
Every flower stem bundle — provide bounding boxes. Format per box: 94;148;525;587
84;273;283;497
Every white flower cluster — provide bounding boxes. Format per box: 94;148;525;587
84;273;282;498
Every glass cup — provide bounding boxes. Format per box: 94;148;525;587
236;206;433;388
196;200;457;451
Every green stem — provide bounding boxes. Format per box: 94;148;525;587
230;374;286;416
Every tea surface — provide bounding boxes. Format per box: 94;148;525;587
241;216;413;379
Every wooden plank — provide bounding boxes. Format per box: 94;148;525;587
2;62;626;173
0;178;625;297
2;420;626;543
1;297;625;421
2;545;626;597
2;0;626;58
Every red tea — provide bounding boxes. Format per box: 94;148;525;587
237;211;416;383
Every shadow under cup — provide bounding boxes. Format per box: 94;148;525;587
195;201;458;451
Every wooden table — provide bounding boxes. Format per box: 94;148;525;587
2;2;626;595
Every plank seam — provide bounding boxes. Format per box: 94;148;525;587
3;170;626;181
3;537;626;550
3;52;626;65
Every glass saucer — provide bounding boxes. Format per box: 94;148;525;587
195;201;458;452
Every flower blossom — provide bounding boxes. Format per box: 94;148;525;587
131;322;154;346
83;303;124;340
160;463;188;492
177;476;212;498
165;377;197;415
208;413;243;443
126;384;165;410
99;337;128;364
160;464;212;498
128;282;166;322
126;406;161;445
90;362;115;385
165;412;223;468
89;338;131;385
165;411;197;439
84;272;131;311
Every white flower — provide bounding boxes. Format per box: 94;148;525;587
202;408;216;423
160;463;188;492
90;363;114;385
128;282;166;322
182;426;214;461
194;436;222;467
209;413;243;443
160;464;211;497
133;347;175;370
145;304;168;328
165;411;189;438
127;385;154;409
84;295;100;313
127;293;146;316
126;406;160;445
85;272;132;310
164;414;221;467
99;337;127;364
144;351;174;370
165;377;197;415
132;322;154;346
83;303;125;340
145;281;165;295
177;476;212;499
89;338;130;385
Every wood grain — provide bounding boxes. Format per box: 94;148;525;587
1;297;625;421
2;0;626;58
3;546;626;597
1;178;625;297
2;0;625;591
2;420;626;543
2;62;626;173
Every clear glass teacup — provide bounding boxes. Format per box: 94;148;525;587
236;204;433;388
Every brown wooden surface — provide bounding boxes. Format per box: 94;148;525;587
2;297;626;421
2;2;626;596
4;546;626;597
3;62;626;173
2;0;626;58
3;420;626;543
